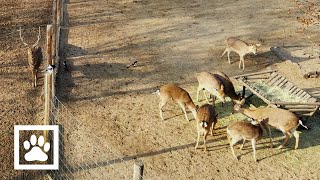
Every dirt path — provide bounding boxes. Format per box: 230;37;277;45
57;0;320;179
0;0;52;178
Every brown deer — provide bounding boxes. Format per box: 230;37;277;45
221;37;261;71
196;72;226;106
154;84;198;122
19;27;43;87
234;104;308;149
227;120;263;162
213;71;245;106
195;104;218;151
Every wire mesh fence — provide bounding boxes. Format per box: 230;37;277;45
43;91;144;179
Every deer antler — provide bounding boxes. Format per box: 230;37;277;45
18;26;41;48
31;26;41;48
18;27;29;47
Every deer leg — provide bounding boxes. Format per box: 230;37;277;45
204;131;208;151
195;126;201;149
277;133;290;149
196;86;201;102
211;121;216;136
251;138;258;162
264;124;273;148
159;99;167;121
241;56;245;71
178;102;189;122
292;130;300;149
203;91;210;104
240;139;246;150
227;49;231;64
230;137;240;160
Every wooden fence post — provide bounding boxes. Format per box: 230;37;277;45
44;25;53;141
133;160;144;180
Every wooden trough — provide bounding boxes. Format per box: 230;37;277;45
234;70;320;118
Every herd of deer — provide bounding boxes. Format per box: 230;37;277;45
18;28;307;161
154;37;307;162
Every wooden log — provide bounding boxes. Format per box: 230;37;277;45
287;108;317;112
44;25;53;141
233;70;276;78
291;88;301;95
238;78;271;104
289;86;298;94
264;72;278;84
273;77;286;87
284;82;294;91
301;94;311;101
277;79;288;88
284;105;317;109
244;76;269;80
297;91;307;98
272;101;320;106
295;90;304;97
268;74;282;86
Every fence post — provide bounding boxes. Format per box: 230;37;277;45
44;25;53;141
133;160;144;180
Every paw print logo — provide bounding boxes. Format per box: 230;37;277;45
23;135;50;162
14;125;59;170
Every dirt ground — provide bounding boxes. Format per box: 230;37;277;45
1;0;320;179
0;0;52;179
56;0;320;179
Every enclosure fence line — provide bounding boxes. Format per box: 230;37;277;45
42;0;145;179
45;94;139;179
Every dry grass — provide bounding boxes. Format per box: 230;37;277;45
251;80;304;102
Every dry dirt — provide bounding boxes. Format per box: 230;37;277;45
0;0;52;179
56;0;320;179
1;0;320;179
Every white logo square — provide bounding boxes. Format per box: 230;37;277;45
14;125;59;170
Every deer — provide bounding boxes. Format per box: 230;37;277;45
154;84;198;122
227;120;263;162
213;71;245;106
221;37;261;71
195;104;218;151
19;27;43;87
196;72;226;106
233;104;308;149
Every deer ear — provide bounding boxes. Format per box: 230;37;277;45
256;43;261;47
220;84;224;91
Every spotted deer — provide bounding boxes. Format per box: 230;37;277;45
221;37;261;70
19;27;43;87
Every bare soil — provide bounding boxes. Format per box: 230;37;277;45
1;0;320;179
0;0;52;179
57;0;320;179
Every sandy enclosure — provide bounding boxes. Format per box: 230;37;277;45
0;0;52;178
0;0;320;179
55;0;320;179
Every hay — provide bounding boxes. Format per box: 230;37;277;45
250;80;304;102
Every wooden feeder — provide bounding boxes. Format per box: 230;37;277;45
234;70;320;118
